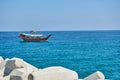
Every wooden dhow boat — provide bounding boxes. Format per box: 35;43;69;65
19;31;52;42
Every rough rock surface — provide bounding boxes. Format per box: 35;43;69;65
4;58;24;76
0;76;10;80
0;56;4;63
84;71;105;80
4;57;38;76
10;68;27;80
0;56;105;80
0;61;6;76
28;66;78;80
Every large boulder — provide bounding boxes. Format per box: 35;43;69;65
83;71;105;80
0;77;3;80
28;66;78;80
10;68;27;80
0;56;4;63
0;61;6;77
4;57;38;76
0;58;12;77
4;58;25;76
12;58;38;73
4;76;10;80
0;76;10;80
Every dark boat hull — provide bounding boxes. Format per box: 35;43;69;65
19;34;52;42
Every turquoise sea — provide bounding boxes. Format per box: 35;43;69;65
0;31;120;80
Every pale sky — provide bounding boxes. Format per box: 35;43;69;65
0;0;120;31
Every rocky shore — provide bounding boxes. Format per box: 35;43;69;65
0;56;105;80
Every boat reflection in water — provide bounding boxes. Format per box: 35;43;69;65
19;31;52;42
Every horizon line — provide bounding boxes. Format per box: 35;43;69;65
0;29;120;32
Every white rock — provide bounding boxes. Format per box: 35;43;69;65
0;76;10;80
84;71;105;80
28;66;78;80
4;58;24;76
3;76;10;80
0;56;4;63
0;77;3;80
10;68;27;80
22;60;38;74
0;61;6;77
12;57;38;73
0;58;12;77
4;57;38;76
5;58;10;61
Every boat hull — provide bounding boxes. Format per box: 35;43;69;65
19;34;52;42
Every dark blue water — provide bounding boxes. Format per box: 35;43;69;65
0;31;120;80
